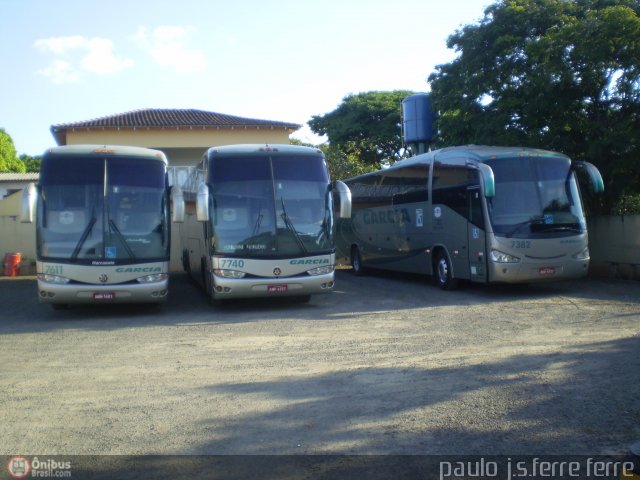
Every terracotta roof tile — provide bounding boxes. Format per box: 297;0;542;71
51;109;300;130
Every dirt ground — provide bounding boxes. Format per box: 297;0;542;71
0;271;638;463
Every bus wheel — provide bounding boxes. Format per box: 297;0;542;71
351;246;365;276
201;259;216;305
435;252;459;290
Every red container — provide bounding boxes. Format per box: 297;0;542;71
4;253;22;276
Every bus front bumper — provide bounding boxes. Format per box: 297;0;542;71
210;272;335;300
488;258;590;283
37;279;169;305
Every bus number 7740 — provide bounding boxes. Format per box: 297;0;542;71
220;259;245;269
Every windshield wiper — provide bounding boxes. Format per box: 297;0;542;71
506;216;545;238
70;216;97;261
538;225;583;234
252;205;263;236
108;219;137;261
280;198;307;254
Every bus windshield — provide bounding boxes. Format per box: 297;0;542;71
209;155;332;257
38;156;169;263
485;156;586;238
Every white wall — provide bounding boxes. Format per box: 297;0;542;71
588;215;640;279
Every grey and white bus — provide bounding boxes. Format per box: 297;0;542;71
21;145;185;308
180;144;351;303
337;145;604;289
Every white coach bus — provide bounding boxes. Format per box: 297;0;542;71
337;145;604;289
180;144;351;303
21;145;184;308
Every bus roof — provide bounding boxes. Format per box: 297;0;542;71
205;144;323;158
396;145;569;167
43;145;168;164
435;145;569;162
345;145;570;183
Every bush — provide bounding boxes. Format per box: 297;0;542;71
612;194;640;216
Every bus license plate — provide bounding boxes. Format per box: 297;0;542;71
267;285;288;293
538;267;556;276
94;292;115;301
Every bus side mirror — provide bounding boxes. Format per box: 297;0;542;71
333;180;352;218
478;164;495;198
573;161;604;193
171;186;185;223
20;183;37;223
196;182;210;222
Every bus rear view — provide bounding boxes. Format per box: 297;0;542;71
21;145;184;308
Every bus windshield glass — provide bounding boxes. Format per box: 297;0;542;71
209;155;332;257
37;156;169;263
485;156;586;237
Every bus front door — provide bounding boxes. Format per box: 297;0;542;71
467;186;488;283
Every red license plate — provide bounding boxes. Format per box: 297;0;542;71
93;292;116;301
267;285;288;293
538;267;556;276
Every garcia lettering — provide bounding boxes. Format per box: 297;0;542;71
289;259;330;265
115;267;162;273
363;208;411;225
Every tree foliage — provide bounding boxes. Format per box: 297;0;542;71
320;143;377;181
428;0;640;211
289;138;376;181
19;154;42;172
0;129;26;173
308;90;414;170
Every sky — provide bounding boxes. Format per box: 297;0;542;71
0;0;492;156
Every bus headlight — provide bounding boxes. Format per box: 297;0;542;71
136;273;169;283
214;269;246;279
307;265;335;276
490;249;520;263
572;247;590;260
37;274;71;284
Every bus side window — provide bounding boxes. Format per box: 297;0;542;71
432;162;468;217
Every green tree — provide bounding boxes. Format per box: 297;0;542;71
289;138;375;181
428;0;640;211
309;90;415;169
320;142;377;181
19;153;41;172
0;129;26;173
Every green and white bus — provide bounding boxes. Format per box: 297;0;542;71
21;145;185;308
337;145;604;289
180;144;351;303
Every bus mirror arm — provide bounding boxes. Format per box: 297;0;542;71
171;186;185;223
333;180;352;218
572;161;605;194
196;183;210;222
20;182;37;223
477;164;495;198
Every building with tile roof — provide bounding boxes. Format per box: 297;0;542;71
50;108;301;169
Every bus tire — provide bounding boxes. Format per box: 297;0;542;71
201;258;216;305
351;246;365;276
435;252;459;290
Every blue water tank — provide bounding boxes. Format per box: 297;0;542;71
402;93;434;143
